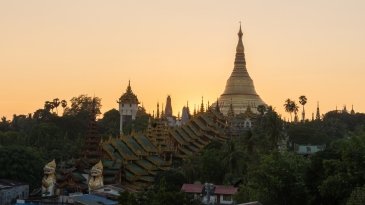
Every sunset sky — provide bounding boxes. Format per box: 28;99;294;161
1;0;364;120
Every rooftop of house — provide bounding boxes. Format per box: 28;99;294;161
237;202;263;205
0;179;28;190
71;194;118;205
181;183;238;195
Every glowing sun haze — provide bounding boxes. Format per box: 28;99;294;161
1;0;364;120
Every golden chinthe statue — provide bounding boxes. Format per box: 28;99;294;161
41;159;56;197
214;24;266;115
88;160;104;193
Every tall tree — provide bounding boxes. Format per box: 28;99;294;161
61;99;67;115
44;101;52;112
236;152;309;205
63;95;101;117
299;95;308;122
293;101;299;123
284;98;294;122
52;98;60;115
98;109;120;138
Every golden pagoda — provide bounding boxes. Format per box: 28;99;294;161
214;24;265;115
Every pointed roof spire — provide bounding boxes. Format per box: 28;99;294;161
186;101;191;116
316;101;321;120
161;103;165;117
165;95;173;117
200;96;205;113
351;105;355;115
238;21;243;38
118;80;139;104
126;80;132;92
236;22;245;54
215;98;221;113
157;102;160;119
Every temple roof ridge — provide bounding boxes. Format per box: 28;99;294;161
118;81;139;104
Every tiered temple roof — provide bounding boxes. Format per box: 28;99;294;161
118;81;139;104
101;134;169;191
81;98;102;167
101;108;228;191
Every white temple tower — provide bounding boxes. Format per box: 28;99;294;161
117;81;139;134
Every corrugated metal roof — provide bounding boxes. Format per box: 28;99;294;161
181;184;203;193
72;194;118;205
214;185;238;195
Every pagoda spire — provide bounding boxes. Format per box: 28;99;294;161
127;80;131;92
215;98;221;113
316;102;321;120
161;103;165;117
217;23;265;116
233;22;247;73
227;99;235;117
157;102;160;119
200;96;205;113
81;97;102;167
351;105;355;115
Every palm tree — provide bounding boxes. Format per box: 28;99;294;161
61;100;67;115
284;99;294;121
53;98;60;115
299;95;307;122
293;101;299;123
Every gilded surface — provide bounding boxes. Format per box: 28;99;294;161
215;26;265;115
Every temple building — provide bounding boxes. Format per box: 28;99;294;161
164;95;173;118
117;81;139;134
213;25;265;115
38;26;266;195
99;107;228;191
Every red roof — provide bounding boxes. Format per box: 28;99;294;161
181;184;203;193
181;184;238;195
214;185;238;195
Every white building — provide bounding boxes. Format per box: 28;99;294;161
117;81;139;135
0;179;29;205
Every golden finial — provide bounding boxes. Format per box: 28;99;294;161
238;21;243;37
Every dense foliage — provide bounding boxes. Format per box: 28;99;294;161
0;146;44;189
179;108;365;205
119;175;201;205
1;95;365;205
0;95;149;189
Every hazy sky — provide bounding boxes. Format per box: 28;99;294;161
1;0;364;120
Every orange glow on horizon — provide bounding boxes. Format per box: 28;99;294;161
0;1;364;120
